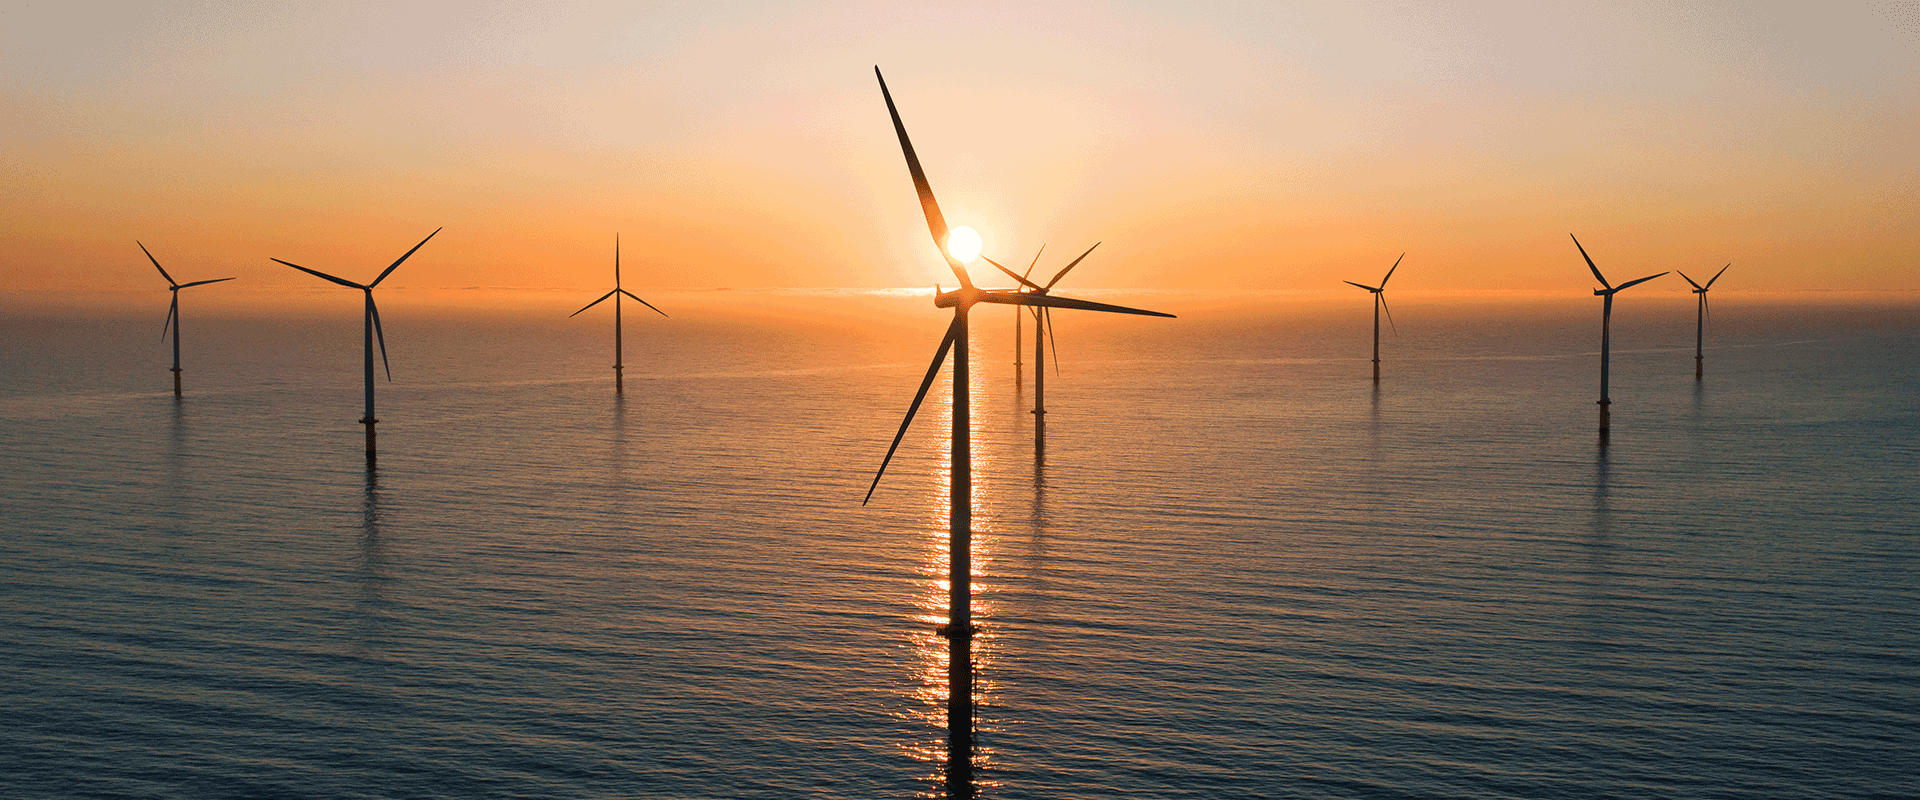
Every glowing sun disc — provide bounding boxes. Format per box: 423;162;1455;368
946;226;982;264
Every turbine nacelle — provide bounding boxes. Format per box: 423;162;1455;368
1572;233;1666;296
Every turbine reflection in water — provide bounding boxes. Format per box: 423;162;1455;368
899;379;1001;798
352;467;391;658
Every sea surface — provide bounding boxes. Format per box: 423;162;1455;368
3;291;1916;799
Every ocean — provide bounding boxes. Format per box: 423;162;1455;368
2;289;1916;798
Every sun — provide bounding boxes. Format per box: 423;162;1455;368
945;226;982;264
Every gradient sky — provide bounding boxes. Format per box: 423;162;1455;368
4;1;1917;301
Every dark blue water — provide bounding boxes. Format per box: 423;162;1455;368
3;293;1916;798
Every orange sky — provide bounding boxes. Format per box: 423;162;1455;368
4;1;1916;306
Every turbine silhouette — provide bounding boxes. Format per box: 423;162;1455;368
570;234;667;394
1677;264;1730;381
140;242;234;397
1007;245;1044;372
862;67;1173;780
984;241;1101;437
1573;234;1666;436
273;228;441;462
1342;252;1403;383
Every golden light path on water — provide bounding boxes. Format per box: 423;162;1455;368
897;361;1002;794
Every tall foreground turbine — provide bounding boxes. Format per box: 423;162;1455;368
1342;253;1403;383
985;242;1102;433
1678;264;1730;380
1572;234;1666;435
861;67;1172;782
570;235;667;394
140;242;234;397
273;228;441;461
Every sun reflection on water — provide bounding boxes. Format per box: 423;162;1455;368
894;359;1004;796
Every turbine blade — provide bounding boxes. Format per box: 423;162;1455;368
1045;306;1060;377
875;67;971;289
177;277;236;289
569;290;618;317
979;291;1176;318
620;289;668;317
1343;281;1379;292
161;295;177;341
1703;293;1712;324
983;256;1043;290
139;241;177;287
1023;244;1045;280
370;298;392;381
1706;263;1730;289
1613;271;1668;292
615;234;621;289
1677;271;1704;291
1571;234;1610;289
274;259;366;289
370;227;442;288
1380;252;1404;287
1380;292;1398;335
1045;242;1100;291
864;316;962;506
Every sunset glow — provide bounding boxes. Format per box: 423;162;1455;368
2;3;1914;308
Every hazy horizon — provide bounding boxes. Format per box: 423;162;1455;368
6;2;1917;295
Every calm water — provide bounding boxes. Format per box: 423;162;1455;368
2;292;1916;798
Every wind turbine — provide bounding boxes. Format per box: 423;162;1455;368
861;67;1173;778
139;242;234;397
1342;252;1403;383
569;234;667;394
984;242;1102;428
1573;234;1666;435
273;228;440;461
1008;245;1043;372
1677;264;1730;380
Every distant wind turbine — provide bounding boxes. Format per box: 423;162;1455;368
1342;252;1403;383
569;234;667;394
273;228;441;461
1677;264;1730;381
139;242;234;397
984;241;1102;430
1007;245;1043;371
1573;234;1667;435
862;67;1173;778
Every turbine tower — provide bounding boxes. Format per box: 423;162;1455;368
1342;252;1403;383
1678;264;1730;380
1572;234;1666;436
140;242;234;397
273;228;440;462
570;234;667;394
862;67;1172;782
984;241;1102;437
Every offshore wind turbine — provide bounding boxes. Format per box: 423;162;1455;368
1573;234;1667;435
861;67;1172;780
1678;264;1730;380
139;242;234;397
1342;252;1403;383
569;234;667;394
1007;245;1043;372
984;241;1102;428
273;228;440;461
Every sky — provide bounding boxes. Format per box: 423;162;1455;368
3;0;1917;306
